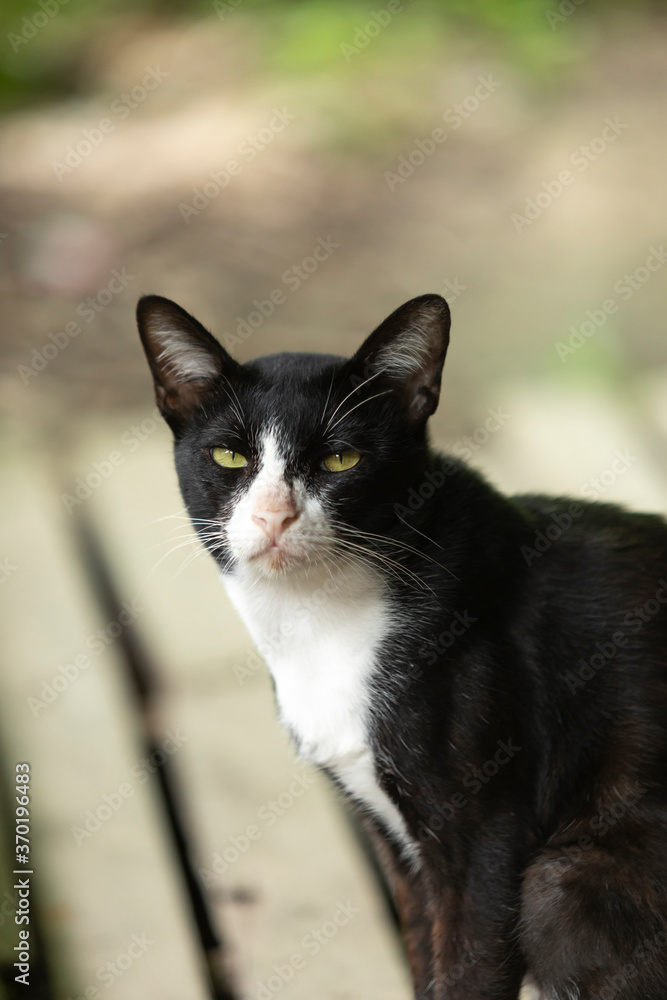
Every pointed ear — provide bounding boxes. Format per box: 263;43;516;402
136;295;238;431
351;294;451;425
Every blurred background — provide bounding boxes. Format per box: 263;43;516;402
1;0;667;997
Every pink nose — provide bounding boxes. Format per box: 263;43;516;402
252;507;299;543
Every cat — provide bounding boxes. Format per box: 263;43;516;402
137;292;667;1000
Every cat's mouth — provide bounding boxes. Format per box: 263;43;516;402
227;494;330;577
250;538;303;573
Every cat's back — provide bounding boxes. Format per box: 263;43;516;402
509;491;667;744
513;491;667;590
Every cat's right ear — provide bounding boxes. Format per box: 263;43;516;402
136;295;238;432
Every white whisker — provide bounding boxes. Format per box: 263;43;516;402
332;519;458;582
325;370;383;430
327;389;394;432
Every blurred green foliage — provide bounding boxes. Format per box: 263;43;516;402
0;0;663;114
262;0;572;76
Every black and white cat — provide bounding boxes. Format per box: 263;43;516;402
137;293;667;1000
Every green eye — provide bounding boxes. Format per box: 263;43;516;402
321;450;361;473
211;447;248;469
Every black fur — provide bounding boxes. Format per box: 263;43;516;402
137;293;667;999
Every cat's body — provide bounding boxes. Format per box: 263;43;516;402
138;294;667;999
224;550;411;838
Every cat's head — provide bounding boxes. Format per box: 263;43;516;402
137;294;450;582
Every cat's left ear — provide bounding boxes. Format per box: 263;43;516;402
351;294;451;424
137;295;239;432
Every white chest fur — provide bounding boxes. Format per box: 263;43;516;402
223;566;417;859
